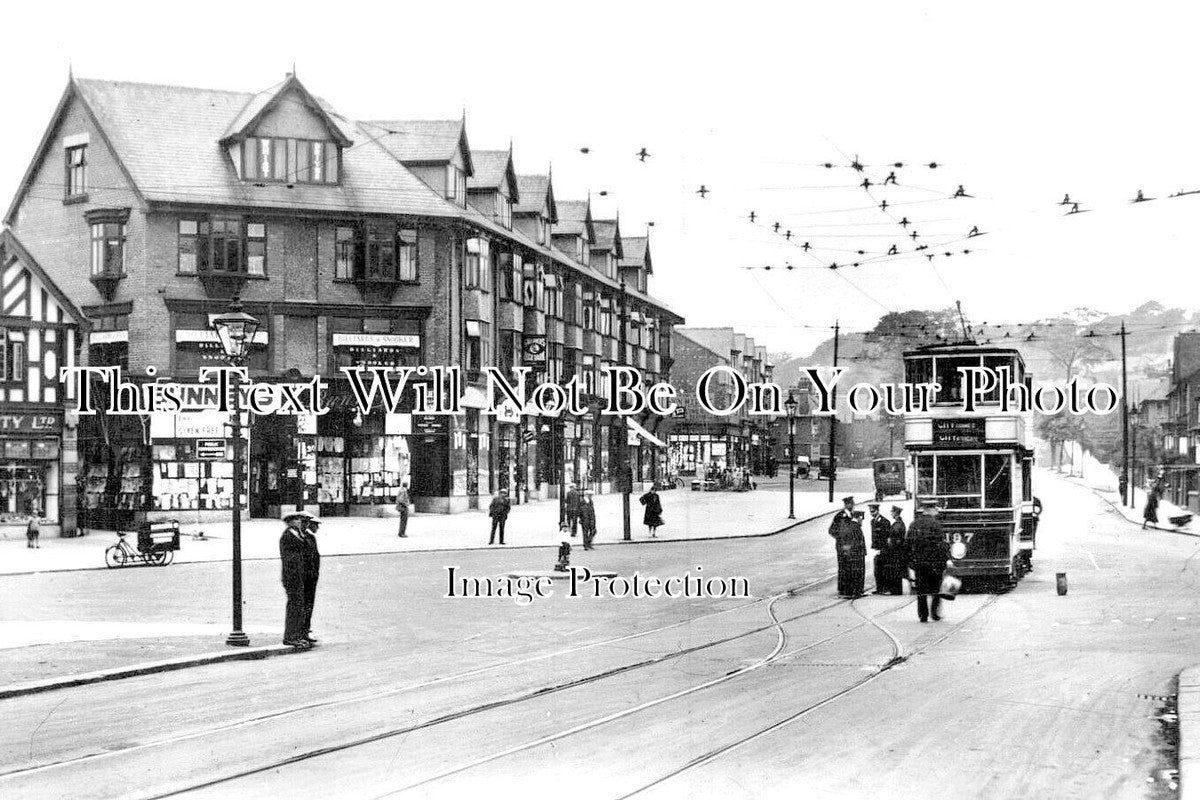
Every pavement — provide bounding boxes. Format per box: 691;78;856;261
0;472;876;702
0;473;874;576
1064;462;1196;799
0;467;1194;798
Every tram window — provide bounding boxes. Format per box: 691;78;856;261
935;454;981;507
984;454;1012;508
916;455;934;495
906;357;933;387
1022;457;1033;501
982;356;1013;403
934;357;979;404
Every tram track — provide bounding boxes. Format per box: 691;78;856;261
0;573;841;790
615;592;1002;798
369;591;917;798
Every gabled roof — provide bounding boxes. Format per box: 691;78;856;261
0;229;88;327
620;235;651;273
677;328;736;359
4;77;466;221
467;150;518;202
221;73;352;148
364;119;474;175
673;329;730;363
592;218;623;259
515;174;557;222
554;199;594;240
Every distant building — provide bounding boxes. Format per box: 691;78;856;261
666;327;773;474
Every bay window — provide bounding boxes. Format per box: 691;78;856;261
90;221;126;277
334;222;422;282
177;215;268;275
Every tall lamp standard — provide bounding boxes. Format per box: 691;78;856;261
784;391;798;520
211;297;260;648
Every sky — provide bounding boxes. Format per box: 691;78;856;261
3;1;1199;357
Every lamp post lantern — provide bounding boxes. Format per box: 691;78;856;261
211;297;260;648
784;391;798;519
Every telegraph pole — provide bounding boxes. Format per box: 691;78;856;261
619;281;632;541
827;321;839;503
1120;321;1130;506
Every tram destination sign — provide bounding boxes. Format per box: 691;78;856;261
932;418;986;447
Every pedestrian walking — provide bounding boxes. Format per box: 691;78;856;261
301;516;321;644
25;505;41;549
1143;487;1159;529
396;482;411;538
907;501;951;622
868;503;890;594
883;505;908;594
279;512;313;649
488;490;511;545
828;496;866;598
640;486;664;537
564;483;582;537
580;490;598;550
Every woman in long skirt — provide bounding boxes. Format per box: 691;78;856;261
640;487;664;537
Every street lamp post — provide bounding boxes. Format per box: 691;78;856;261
785;391;798;520
211;297;260;648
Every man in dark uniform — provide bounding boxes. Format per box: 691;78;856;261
279;512;312;649
884;505;909;594
868;502;891;595
828;496;866;597
907;501;951;622
300;515;321;644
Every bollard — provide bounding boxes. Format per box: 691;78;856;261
1056;572;1068;596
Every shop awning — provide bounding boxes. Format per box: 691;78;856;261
626;417;666;448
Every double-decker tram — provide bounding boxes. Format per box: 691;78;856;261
902;341;1037;589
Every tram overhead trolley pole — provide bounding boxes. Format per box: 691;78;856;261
1120;321;1130;506
827;321;839;503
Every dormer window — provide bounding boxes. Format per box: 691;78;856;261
242;138;339;184
536;215;547;245
446;165;467;205
494;193;512;229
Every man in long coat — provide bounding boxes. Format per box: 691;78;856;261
300;516;322;644
882;505;909;594
868;502;892;594
580;491;598;550
564;483;582;538
828;496;866;597
279;512;313;649
907;502;951;622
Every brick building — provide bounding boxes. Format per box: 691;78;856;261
3;73;682;523
666;327;773;475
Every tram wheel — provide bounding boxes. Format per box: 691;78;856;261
104;545;126;569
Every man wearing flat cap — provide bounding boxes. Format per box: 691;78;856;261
828;496;866;597
279;512;314;648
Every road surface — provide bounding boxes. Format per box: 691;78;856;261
0;471;1190;799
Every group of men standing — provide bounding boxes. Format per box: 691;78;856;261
280;511;322;649
827;496;953;622
562;483;598;549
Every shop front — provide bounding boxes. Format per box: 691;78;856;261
0;409;66;536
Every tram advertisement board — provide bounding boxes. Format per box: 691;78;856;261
932;418;986;447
